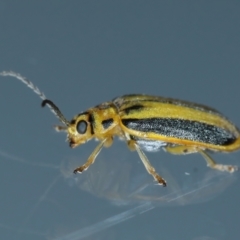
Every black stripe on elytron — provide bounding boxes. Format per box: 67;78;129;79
88;113;95;135
122;118;236;146
123;104;144;114
102;118;114;130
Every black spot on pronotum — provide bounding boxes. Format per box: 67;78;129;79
76;120;87;134
123;104;144;114
102;118;113;129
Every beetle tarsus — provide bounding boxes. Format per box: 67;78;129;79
216;164;238;173
73;166;85;174
155;175;167;187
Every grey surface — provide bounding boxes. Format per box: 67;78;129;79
0;1;240;240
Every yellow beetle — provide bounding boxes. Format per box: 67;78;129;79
1;71;239;186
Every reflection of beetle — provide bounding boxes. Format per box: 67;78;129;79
1;71;239;187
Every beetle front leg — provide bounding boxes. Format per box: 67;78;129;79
128;140;167;187
73;139;107;173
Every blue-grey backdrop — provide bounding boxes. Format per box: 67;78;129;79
0;1;240;240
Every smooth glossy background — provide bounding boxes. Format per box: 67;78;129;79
0;2;240;240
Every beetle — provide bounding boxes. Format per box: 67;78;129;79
1;71;239;186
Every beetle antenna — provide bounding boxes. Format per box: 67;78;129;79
0;71;69;126
42;99;70;126
0;71;46;99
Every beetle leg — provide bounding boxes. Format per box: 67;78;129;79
198;150;238;173
165;145;238;173
73;138;107;173
128;140;167;186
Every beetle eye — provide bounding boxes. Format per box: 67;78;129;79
76;120;87;134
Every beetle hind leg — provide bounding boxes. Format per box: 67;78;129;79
128;140;167;187
165;145;238;173
199;150;238;173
